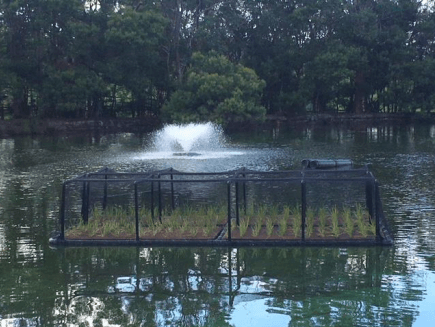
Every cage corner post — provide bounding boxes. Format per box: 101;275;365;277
227;181;232;241
59;182;67;240
301;179;307;241
134;182;139;241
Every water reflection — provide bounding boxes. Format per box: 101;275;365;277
1;246;419;326
2;125;435;325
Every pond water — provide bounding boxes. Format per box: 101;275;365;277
1;124;435;326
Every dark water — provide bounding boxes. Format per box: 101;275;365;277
1;125;435;326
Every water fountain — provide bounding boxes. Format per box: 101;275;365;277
152;122;225;156
127;122;292;172
134;122;247;164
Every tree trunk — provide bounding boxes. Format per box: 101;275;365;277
12;87;30;119
174;0;184;83
353;71;365;114
312;90;325;113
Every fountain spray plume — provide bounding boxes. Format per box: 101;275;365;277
152;122;226;155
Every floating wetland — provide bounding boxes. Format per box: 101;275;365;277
50;162;393;246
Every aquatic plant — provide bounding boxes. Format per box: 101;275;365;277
278;206;290;236
151;222;163;236
343;207;354;237
203;220;214;236
257;204;267;221
318;207;328;237
306;207;315;237
369;220;376;236
190;225;199;237
279;216;287;237
266;218;274;237
65;202;380;241
269;204;279;222
206;206;219;226
291;206;301;237
355;205;369;237
239;215;250;237
331;206;341;238
251;219;262;237
179;219;189;234
282;205;291;218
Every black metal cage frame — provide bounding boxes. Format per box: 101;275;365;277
51;165;393;246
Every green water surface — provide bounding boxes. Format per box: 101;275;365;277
1;125;435;326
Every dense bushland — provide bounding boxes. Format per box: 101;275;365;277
1;1;434;127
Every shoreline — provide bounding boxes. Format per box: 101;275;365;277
0;116;160;138
0;113;431;138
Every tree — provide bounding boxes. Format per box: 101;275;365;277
336;0;421;113
0;0;434;121
242;0;315;115
1;0;48;118
407;5;435;113
104;7;168;116
162;52;266;128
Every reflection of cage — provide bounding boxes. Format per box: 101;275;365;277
63;247;393;326
51;165;393;246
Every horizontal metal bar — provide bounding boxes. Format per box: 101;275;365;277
80;167;369;177
65;175;375;186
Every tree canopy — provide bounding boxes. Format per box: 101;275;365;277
162;52;266;127
0;0;434;124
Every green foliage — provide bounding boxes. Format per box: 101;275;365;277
239;215;250;238
331;207;341;238
306;207;315;237
291;206;301;238
67;203;380;241
162;52;266;128
343;207;354;237
318;208;328;237
251;219;262;237
266;218;274;237
356;204;370;237
279;206;291;236
1;0;433;121
105;8;168;96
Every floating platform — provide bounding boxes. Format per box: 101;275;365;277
50;162;393;247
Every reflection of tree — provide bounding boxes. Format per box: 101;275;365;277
33;247;419;326
0;157;65;325
238;247;421;326
0;245;425;326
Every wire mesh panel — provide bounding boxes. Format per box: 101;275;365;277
135;176;230;240
231;176;302;240
303;179;376;240
62;180;86;236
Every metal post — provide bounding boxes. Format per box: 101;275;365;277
103;173;108;210
235;181;240;226
158;174;162;223
301;180;306;241
134;183;139;241
84;181;90;224
228;247;233;305
366;180;374;221
242;172;247;215
227;182;232;241
236;248;241;290
135;247;140;292
60;182;66;240
170;169;175;210
150;178;154;222
375;181;381;240
81;180;87;222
